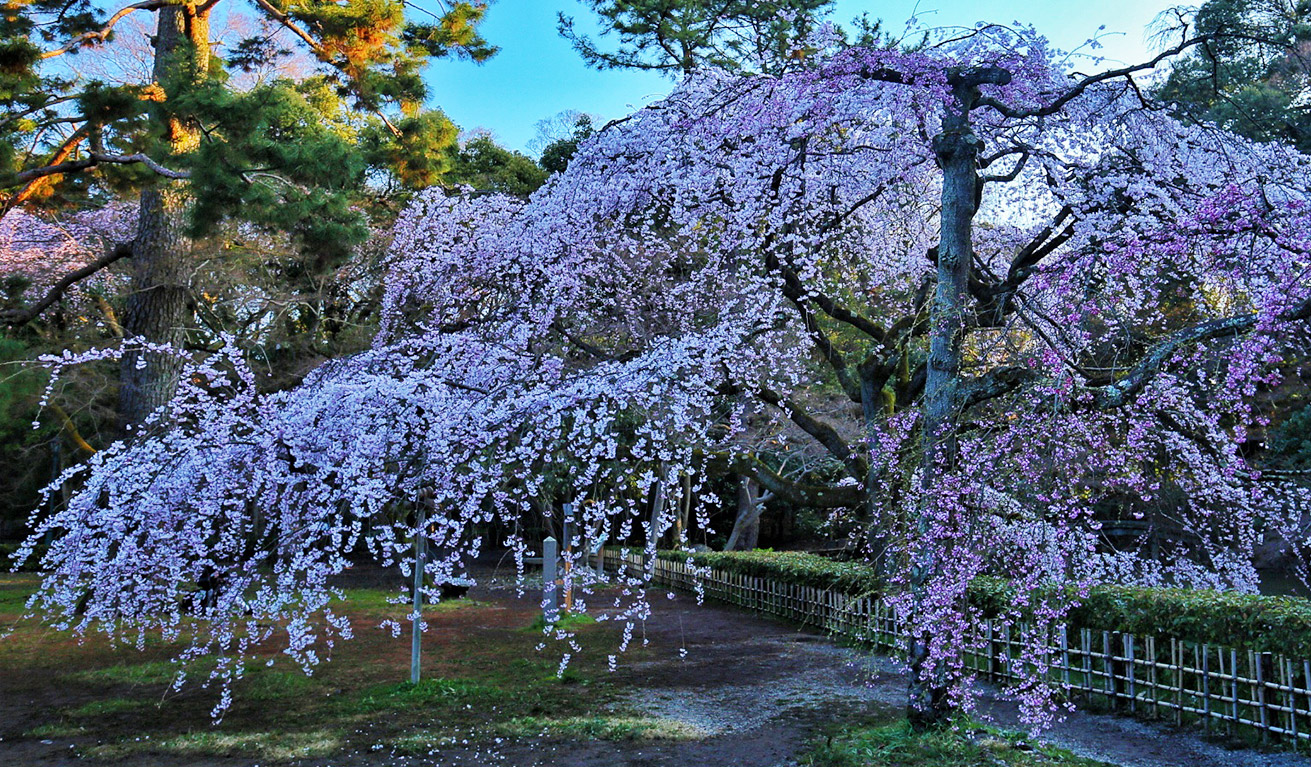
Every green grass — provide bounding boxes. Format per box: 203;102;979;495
67;698;151;717
491;715;708;741
339;587;487;613
527;612;598;632
352;677;510;714
90;729;342;761
801;721;1112;767
75;658;208;687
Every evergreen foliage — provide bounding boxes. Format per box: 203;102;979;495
558;0;838;75
1159;0;1311;151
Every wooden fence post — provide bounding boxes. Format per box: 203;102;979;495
542;536;559;624
410;498;427;684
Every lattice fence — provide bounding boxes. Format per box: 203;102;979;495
602;549;1311;745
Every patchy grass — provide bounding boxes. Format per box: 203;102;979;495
492;714;708;741
67;698;152;717
0;571;649;763
23;721;87;738
526;611;598;633
802;720;1112;767
90;729;343;761
76;659;196;687
352;677;509;714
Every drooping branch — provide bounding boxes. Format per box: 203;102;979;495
1;243;133;327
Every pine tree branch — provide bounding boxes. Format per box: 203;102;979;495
3;150;191;191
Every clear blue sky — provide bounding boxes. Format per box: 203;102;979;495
424;1;1190;155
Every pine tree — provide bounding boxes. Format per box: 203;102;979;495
1;0;496;432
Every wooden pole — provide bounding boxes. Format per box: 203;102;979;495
562;502;574;613
410;498;427;685
543;536;559;624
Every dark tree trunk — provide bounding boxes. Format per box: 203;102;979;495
117;4;210;434
906;66;1010;730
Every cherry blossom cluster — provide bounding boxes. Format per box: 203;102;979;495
0;204;134;318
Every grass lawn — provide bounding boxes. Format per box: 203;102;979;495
0;571;1111;765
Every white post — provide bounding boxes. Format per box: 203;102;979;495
562;503;575;612
410;500;427;684
543;536;559;624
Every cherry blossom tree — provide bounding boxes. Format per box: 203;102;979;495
15;23;1311;730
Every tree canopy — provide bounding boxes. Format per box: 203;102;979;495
1159;0;1311;150
17;23;1311;731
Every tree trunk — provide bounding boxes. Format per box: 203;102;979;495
647;462;669;546
906;67;1006;730
860;362;891;574
726;475;762;551
118;4;210;433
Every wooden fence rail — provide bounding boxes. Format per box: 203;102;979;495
602;549;1309;745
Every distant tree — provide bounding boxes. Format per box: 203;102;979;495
446;134;548;197
1158;0;1311;150
538;114;595;174
558;0;838;76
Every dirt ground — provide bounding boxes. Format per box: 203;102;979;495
5;564;1311;767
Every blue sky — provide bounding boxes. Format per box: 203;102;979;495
424;1;1190;155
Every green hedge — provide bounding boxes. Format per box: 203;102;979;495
647;549;1311;659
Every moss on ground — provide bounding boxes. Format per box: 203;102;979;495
802;720;1112;767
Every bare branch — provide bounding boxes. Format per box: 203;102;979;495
40;1;174;60
4;150;190;191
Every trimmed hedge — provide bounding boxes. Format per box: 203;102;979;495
654;549;885;595
648;549;1311;659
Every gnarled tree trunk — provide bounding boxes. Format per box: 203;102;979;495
906;65;1010;730
726;475;766;551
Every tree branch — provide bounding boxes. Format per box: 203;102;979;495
1;243;132;327
1083;296;1311;409
976;35;1213;119
40;1;173;59
755;387;868;479
4;151;191;191
715;452;862;508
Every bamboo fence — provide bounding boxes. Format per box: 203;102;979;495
602;549;1311;745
